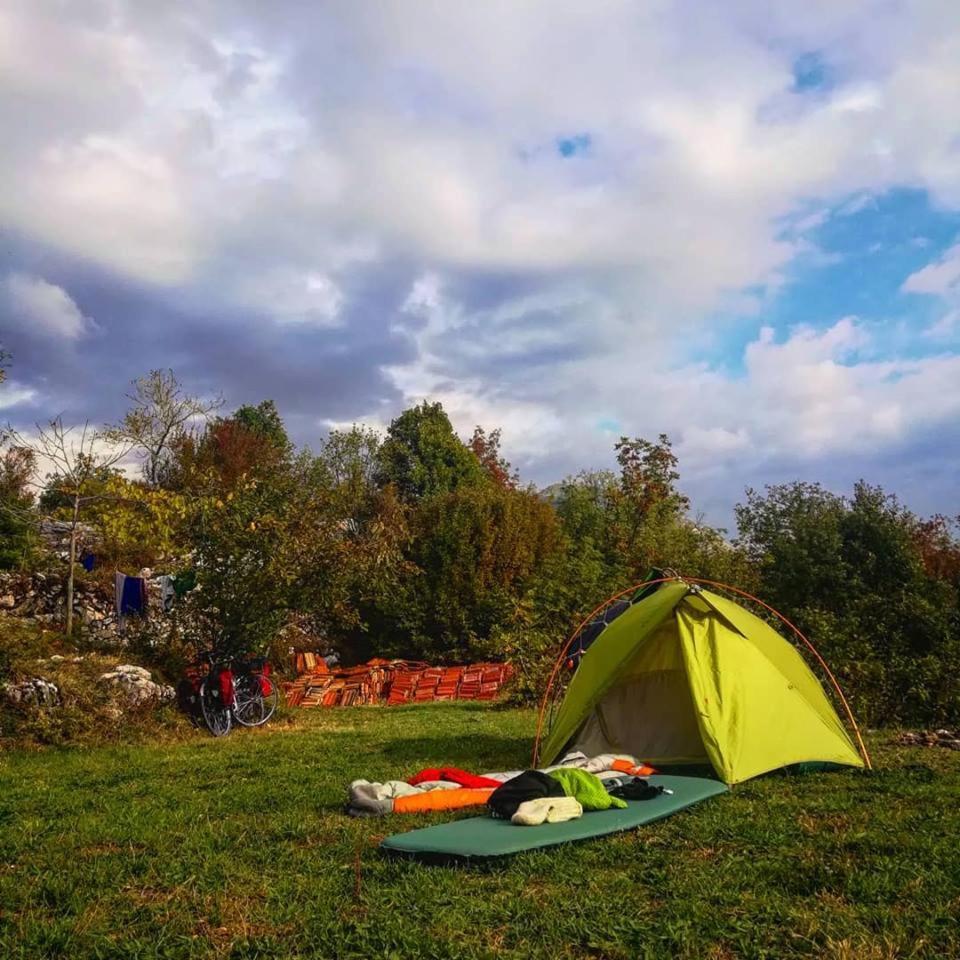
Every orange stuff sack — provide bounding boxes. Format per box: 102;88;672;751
611;759;657;777
392;788;495;814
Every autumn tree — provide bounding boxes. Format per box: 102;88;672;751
161;403;292;494
468;426;518;489
107;369;221;486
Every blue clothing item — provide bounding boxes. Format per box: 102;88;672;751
119;575;146;616
81;552;95;572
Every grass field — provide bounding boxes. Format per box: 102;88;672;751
1;702;958;960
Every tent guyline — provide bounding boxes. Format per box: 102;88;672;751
532;574;871;782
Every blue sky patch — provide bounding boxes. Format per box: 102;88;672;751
690;188;960;374
792;52;831;92
596;416;622;434
556;133;592;158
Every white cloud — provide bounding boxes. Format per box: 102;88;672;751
903;244;960;343
6;0;960;306
2;273;96;340
236;268;344;326
384;271;960;507
902;244;960;296
924;311;959;341
0;379;37;410
3;0;960;518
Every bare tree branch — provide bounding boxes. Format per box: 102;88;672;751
105;369;223;486
6;418;131;635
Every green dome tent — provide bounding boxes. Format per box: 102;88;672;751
537;580;868;785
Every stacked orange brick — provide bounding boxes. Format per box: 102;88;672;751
282;657;512;708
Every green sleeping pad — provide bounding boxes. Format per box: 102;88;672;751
381;774;727;860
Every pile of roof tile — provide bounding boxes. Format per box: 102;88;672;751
283;657;512;708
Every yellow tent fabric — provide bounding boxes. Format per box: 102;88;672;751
541;584;863;784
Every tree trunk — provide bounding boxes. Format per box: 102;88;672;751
66;495;80;636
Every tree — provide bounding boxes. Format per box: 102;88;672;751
7;419;129;634
89;474;187;569
374;483;561;661
377;401;485;501
735;482;848;617
157;400;290;494
0;441;37;569
233;400;291;453
550;470;624;574
316;425;384;520
735;480;960;725
184;452;409;656
913;514;960;584
468;426;518;489
107;369;221;486
614;434;688;523
160;415;289;494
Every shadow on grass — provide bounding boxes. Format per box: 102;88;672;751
377;732;530;766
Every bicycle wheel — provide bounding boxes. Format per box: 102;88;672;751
233;673;278;727
199;678;232;737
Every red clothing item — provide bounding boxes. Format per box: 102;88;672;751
407;767;503;789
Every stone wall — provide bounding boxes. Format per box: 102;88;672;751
0;571;119;641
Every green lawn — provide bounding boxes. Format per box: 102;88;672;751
1;703;958;960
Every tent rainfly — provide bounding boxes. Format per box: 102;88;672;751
538;580;867;785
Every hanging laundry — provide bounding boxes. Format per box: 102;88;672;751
115;572;147;619
172;569;196;599
157;575;175;613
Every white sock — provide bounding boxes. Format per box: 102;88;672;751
511;796;583;825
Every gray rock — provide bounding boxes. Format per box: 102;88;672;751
98;664;175;706
3;678;60;707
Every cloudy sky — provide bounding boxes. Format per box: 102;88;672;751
2;1;959;526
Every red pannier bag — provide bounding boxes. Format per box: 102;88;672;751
218;668;235;707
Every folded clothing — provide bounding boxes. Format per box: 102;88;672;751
347;778;461;816
511;796;583;826
408;767;503;790
547;768;628;811
487;770;567;819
